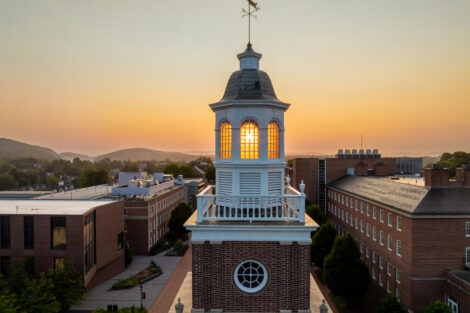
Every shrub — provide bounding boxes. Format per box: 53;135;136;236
174;239;184;252
376;294;407;313
149;241;172;256
47;261;85;311
306;204;327;225
323;233;369;304
311;222;337;267
423;300;452;313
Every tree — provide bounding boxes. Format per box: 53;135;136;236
47;261;85;311
46;175;60;188
376;294;407;313
423;300;452;313
168;202;194;237
306;204;327;226
78;166;108;187
0;173;17;191
0;275;19;313
205;165;215;184
437;151;470;177
323;233;369;304
19;273;61;313
311;222;337;267
6;258;35;294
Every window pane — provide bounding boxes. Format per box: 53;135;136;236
24;216;34;249
268;121;280;159
51;217;66;250
240;120;259;159
220;122;232;159
1;216;11;249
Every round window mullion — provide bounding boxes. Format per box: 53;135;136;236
234;260;268;293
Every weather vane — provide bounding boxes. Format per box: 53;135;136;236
242;0;260;44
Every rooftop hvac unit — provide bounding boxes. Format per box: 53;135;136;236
352;149;358;155
359;149;365;155
345;149;351;155
338;149;343;155
373;149;379;155
366;149;372;155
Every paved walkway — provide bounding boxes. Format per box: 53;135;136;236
150;246;192;313
70;251;183;312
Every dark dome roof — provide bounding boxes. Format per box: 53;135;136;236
220;68;279;101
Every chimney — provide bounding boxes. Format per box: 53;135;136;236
424;164;450;188
455;165;470;186
354;161;368;176
374;162;387;176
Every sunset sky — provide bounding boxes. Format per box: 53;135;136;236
1;0;469;156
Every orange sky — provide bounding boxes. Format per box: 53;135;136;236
1;0;469;156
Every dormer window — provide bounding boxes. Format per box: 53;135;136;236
220;122;232;159
241;120;259;159
268;121;280;159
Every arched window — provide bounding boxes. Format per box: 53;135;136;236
220;122;232;159
268;121;280;159
240;120;259;159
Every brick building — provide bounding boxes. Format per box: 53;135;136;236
186;43;317;312
292;153;397;211
113;178;185;255
0;200;125;290
326;165;470;313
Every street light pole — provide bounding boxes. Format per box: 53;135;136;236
139;282;143;310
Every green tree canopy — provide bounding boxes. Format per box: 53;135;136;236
423;300;452;313
205;165;215;184
47;261;85;311
46;175;60;188
78;166;109;187
20;273;61;313
169;202;194;237
323;233;370;304
0;275;19;313
437;151;470;177
306;204;327;226
311;222;337;268
376;294;407;313
0;173;17;191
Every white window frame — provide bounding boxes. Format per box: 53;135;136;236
388;235;393;251
388;213;393;227
387;262;392;276
373;227;377;241
380;210;384;223
366;204;370;216
379;273;383;286
361;220;364;233
373;206;376;219
380;231;384;246
372;252;376;263
396;240;402;257
397;216;402;231
396;269;401;284
366;223;370;237
466;221;470;237
466;247;470;264
379;256;383;269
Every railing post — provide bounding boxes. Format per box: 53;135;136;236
196;195;204;223
299;180;306;223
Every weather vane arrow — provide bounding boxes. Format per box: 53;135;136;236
242;0;260;44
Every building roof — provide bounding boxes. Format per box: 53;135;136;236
221;68;278;101
327;175;470;216
0;200;116;215
34;184;115;200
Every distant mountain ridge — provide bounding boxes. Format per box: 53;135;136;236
0;138;199;162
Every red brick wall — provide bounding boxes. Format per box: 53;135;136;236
192;241;310;312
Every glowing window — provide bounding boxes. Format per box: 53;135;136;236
220;122;232;159
240;120;259;159
268;121;280;159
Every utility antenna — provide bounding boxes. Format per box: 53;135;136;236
242;0;260;44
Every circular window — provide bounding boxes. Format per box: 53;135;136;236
234;260;268;293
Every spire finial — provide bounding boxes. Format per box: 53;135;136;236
242;0;260;44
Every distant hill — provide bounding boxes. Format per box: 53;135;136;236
95;148;198;162
0;138;59;160
59;152;93;161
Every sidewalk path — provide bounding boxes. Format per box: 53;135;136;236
70;251;183;311
149;246;192;313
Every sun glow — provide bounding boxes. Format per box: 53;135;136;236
240;120;259;159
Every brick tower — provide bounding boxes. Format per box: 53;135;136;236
185;43;317;313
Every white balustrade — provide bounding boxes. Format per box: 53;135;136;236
196;185;306;223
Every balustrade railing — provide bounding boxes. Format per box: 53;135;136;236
196;184;306;223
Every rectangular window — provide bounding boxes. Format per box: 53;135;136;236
466;247;470;263
1;256;11;275
51;216;66;250
366;204;370;216
372;251;376;263
388;235;392;251
396;288;400;300
397;216;402;231
24;216;34;249
346;196;349;207
1;216;11;249
360;242;363;253
396;240;402;257
54;257;64;269
373;207;377;219
366;223;370;237
388;213;393;227
372;268;376;280
373;227;377;241
380;210;384;223
117;232;124;250
355;217;358;229
396;269;401;284
366;246;369;258
355;199;358;210
387;262;392;276
379;273;383;286
361;220;364;233
84;212;96;274
387;279;391;293
342;194;344;204
379;256;383;269
380;231;384;246
350;198;354;209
